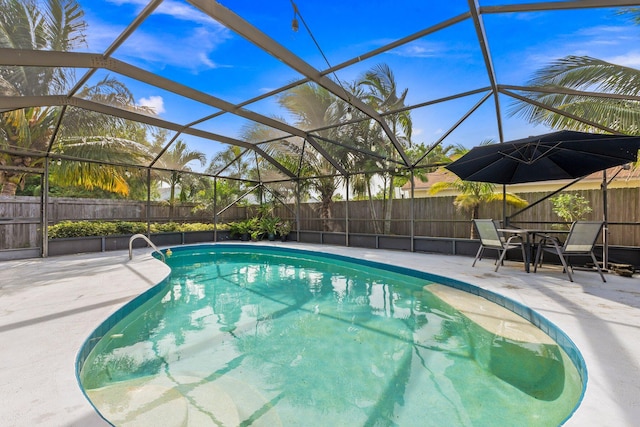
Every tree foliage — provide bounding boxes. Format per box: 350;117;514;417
509;56;640;135
0;0;155;197
509;8;640;136
550;193;592;226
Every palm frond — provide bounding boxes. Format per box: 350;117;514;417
50;160;129;195
510;55;640;135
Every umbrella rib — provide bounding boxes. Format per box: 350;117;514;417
500;141;562;165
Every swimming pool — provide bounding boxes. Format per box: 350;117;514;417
77;245;585;426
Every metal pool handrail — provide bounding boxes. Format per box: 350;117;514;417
128;234;165;263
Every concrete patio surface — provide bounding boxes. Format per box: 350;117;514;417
1;242;639;426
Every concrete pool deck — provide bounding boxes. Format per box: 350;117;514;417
1;242;639;426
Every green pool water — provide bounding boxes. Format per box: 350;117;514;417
79;246;583;426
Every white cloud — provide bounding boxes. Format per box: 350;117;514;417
389;41;447;59
197;52;217;69
96;0;231;71
106;0;221;26
116;25;230;71
605;51;640;68
81;17;127;53
138;95;165;114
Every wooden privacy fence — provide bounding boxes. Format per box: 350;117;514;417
0;196;243;250
288;188;640;246
2;187;640;250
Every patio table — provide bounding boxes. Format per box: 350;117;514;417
497;228;569;273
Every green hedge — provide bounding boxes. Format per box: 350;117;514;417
48;220;227;239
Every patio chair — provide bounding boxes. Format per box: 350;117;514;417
493;219;506;242
533;221;606;282
472;219;527;272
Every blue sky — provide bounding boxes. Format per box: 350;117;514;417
74;1;640;171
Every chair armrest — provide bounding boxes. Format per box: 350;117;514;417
505;234;523;245
537;235;564;253
536;233;561;245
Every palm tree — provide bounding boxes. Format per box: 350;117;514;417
429;145;528;239
154;140;206;220
237;119;300;205
0;0;86;94
509;7;640;135
206;144;257;207
277;83;346;231
49;136;152;195
207;145;250;178
357;64;412;234
509;56;640;134
0;0;153;196
0;105;59;195
49;76;155;196
1;0;85;195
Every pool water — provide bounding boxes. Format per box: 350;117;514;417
79;246;584;426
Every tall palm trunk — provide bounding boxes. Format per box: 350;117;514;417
168;171;178;222
366;177;382;234
320;194;334;231
0;179;18;196
383;175;394;235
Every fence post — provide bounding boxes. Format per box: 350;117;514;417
213;177;218;242
296;180;301;241
41;160;49;257
146;168;151;236
410;169;415;252
345;176;350;247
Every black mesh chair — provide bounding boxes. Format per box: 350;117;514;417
472;219;526;271
534;221;606;282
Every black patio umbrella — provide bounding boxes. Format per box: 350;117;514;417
446;130;640;270
445;130;640;184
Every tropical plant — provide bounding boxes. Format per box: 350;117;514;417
0;0;153;196
397;141;455;194
509;56;640;135
153;139;206;220
355;64;412;234
277;83;346;231
0;105;59;195
207;145;251;180
259;215;280;240
550;193;592;227
275;219;292;239
509;9;640;136
429;145;528;239
203;144;258;206
229;217;259;240
49;135;152;196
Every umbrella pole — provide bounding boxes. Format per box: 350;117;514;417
502;185;507;227
602;171;609;271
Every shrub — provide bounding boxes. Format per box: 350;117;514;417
48;221;117;238
228;218;260;239
48;221;227;238
178;223;221;232
150;222;181;233
550;193;592;227
115;221;147;235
